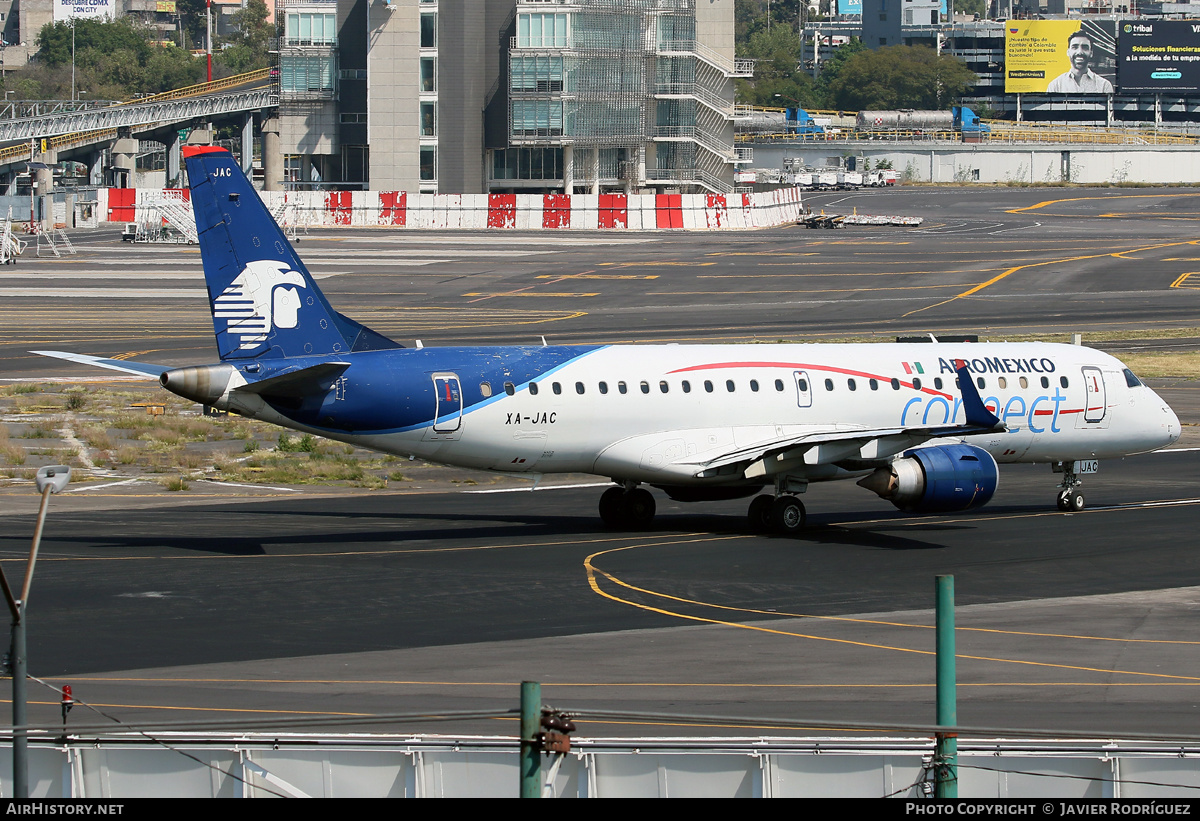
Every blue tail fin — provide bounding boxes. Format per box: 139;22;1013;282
183;146;400;361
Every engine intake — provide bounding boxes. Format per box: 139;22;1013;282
857;444;998;513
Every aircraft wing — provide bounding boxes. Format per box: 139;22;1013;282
684;421;998;478
31;350;169;378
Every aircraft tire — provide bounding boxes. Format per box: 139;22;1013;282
599;487;625;528
770;495;806;536
747;495;773;532
1056;491;1071;511
1068;489;1085;512
621;488;656;529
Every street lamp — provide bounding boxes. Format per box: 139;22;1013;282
3;465;70;798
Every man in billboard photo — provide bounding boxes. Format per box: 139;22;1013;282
1048;30;1114;93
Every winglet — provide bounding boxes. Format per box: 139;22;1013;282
955;359;1002;429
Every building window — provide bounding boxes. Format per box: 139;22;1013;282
511;100;563;136
281;54;335;93
421;58;436;93
421;13;437;49
517;13;568;48
421;102;436;137
492;148;563;181
285;12;337;46
511;55;564;93
420;146;437;181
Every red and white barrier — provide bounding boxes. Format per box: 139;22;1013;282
104;187;806;231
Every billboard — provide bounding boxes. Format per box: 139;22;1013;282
837;0;948;14
1118;20;1200;93
1005;19;1117;94
54;0;116;22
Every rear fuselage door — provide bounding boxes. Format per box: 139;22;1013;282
432;372;463;432
794;370;812;408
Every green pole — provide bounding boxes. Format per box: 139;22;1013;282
519;680;541;798
935;574;958;798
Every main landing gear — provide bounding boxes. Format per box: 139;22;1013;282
1053;461;1086;512
747;493;806;536
597;483;807;536
599;485;656;529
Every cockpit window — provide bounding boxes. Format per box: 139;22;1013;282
1124;368;1143;388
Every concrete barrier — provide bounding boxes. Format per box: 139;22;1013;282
109;187;807;231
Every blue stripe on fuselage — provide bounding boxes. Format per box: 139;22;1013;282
246;344;606;434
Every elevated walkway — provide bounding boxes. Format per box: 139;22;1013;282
0;69;277;169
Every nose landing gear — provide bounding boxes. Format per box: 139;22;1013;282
1053;461;1086;512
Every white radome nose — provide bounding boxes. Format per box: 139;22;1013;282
1164;401;1182;447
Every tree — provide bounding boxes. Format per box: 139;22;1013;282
735;22;815;106
25;18;203;100
228;0;272;56
824;45;977;111
812;37;868;107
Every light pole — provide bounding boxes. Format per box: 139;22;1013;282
4;465;70;798
70;19;75;102
206;0;212;83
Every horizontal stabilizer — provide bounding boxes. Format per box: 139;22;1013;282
31;350;168;378
234;362;351;398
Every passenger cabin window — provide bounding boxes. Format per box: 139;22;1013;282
913;377;922;390
726;380;736;392
575;382;585;394
640;381;650;394
1060;376;1069;388
682;380;691;393
891;378;900;390
1019;377;1028;389
1040;376;1050;389
659;381;669;393
998;377;1007;389
618;381;628;394
798;378;808;392
847;378;857;391
704;380;714;393
934;378;943;390
504;382;516;396
976;377;985;389
529;382;539;395
480;381;492;397
869;379;878;391
824;378;834;391
599;381;608;394
750;379;759;392
775;379;784;391
552;382;562;395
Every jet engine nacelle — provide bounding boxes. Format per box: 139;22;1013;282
159;364;237;406
857;443;998;513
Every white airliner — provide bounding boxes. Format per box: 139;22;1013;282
37;147;1181;534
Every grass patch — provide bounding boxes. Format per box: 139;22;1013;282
1117;351;1200;380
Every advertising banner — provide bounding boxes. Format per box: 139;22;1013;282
54;0;116;22
837;0;947;14
1118;20;1200;93
1005;19;1117;94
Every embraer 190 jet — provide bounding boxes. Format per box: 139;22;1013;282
37;147;1181;535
